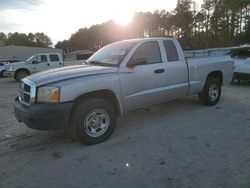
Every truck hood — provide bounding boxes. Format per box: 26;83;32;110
26;64;118;86
6;61;28;69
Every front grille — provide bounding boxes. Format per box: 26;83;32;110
18;79;36;105
23;90;30;103
19;82;31;104
24;84;31;93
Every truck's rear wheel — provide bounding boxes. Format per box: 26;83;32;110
71;98;117;145
15;70;29;81
199;77;221;106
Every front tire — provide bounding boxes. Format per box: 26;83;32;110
0;70;5;78
71;98;117;145
199;77;221;106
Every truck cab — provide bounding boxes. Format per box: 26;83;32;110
5;53;63;81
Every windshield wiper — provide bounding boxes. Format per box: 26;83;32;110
87;60;103;65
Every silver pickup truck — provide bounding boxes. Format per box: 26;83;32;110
14;38;233;144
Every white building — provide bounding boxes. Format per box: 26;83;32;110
65;49;94;61
0;45;62;61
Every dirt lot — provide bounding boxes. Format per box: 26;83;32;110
0;78;250;188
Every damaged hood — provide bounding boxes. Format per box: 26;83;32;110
26;64;118;86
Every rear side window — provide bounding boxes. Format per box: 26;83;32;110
133;41;162;64
163;40;179;62
49;54;59;62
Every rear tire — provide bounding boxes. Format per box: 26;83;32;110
199;77;221;106
15;70;30;81
71;98;117;145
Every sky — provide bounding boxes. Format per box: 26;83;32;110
0;0;203;44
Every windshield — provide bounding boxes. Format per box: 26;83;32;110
87;41;136;66
26;55;36;62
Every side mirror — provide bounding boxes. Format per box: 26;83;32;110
32;60;39;64
127;58;147;67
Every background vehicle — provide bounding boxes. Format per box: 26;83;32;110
5;53;82;81
227;47;250;82
14;38;234;145
0;62;6;77
0;59;21;77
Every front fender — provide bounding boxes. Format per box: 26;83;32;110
49;73;124;115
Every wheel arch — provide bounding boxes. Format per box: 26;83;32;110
14;68;30;77
206;71;223;86
69;89;123;123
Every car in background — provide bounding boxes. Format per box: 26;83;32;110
5;53;83;81
0;59;21;77
0;62;6;77
227;47;250;82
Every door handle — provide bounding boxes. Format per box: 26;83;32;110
47;63;50;66
59;62;62;65
154;69;165;74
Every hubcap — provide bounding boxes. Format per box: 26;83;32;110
208;84;219;102
83;109;110;137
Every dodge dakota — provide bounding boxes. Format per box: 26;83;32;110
14;38;234;144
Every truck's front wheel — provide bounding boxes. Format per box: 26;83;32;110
72;98;117;145
199;77;221;106
0;70;5;77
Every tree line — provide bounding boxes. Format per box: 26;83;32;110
56;0;250;52
1;0;249;52
0;32;52;48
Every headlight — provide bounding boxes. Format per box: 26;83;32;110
37;86;60;103
9;65;14;71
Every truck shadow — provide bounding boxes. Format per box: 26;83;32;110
1;96;202;154
1;77;18;83
231;80;250;86
114;96;203;139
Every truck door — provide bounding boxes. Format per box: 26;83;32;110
48;54;63;69
31;55;49;73
162;40;189;98
119;41;169;110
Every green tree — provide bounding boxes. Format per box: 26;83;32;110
172;0;194;49
0;32;7;45
55;0;250;52
34;32;52;47
2;32;52;47
55;40;70;53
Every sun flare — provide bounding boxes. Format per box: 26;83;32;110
113;13;133;26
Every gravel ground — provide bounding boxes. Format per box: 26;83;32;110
0;78;250;188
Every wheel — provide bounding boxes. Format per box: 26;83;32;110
0;70;5;78
71;98;117;145
15;70;29;81
199;77;221;106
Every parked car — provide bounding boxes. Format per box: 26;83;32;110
5;53;83;81
0;62;6;77
14;38;234;145
0;59;21;77
5;53;64;81
227;47;250;82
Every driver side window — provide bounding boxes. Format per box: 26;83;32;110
35;55;48;63
133;41;162;64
